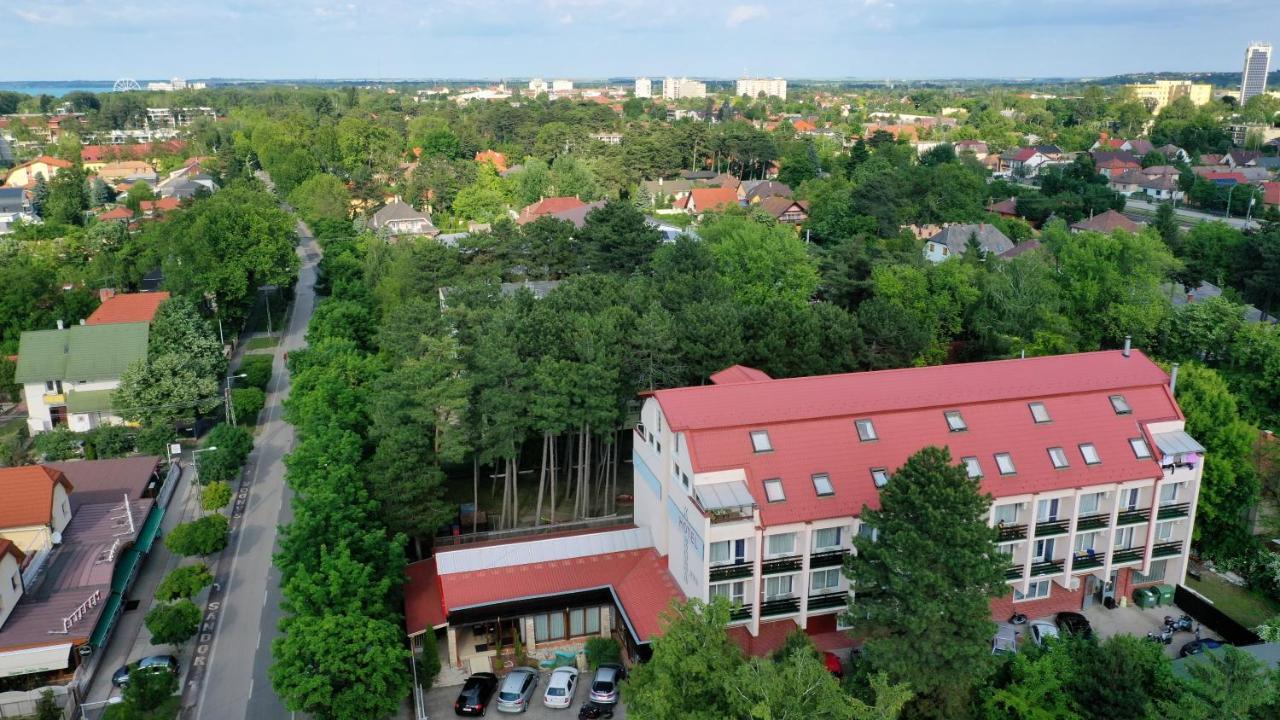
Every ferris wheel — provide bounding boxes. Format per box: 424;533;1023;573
112;78;142;92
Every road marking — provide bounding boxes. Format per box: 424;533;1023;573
256;630;262;651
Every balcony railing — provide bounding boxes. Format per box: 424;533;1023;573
710;563;753;582
1072;553;1104;571
1029;559;1065;577
1076;513;1110;531
1113;547;1143;564
996;524;1027;542
729;604;752;622
1005;564;1024;580
810;549;849;569
708;508;753;525
1034;519;1070;537
761;555;802;575
759;597;801;617
43;392;66;405
1116;508;1150;526
807;592;848;611
1157;502;1190;520
1153;541;1183;558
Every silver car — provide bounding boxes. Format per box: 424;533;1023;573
588;663;625;705
992;623;1019;655
1029;620;1060;647
496;667;539;713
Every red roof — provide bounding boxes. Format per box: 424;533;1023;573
1097;158;1140;170
689;187;739;213
792;119;817;133
0;538;24;565
81;141;187;164
140;197;181;214
96;207;133;221
1009;148;1040;162
1070;210;1143;234
0;467;73;529
1264;181;1280;207
711;365;773;385
405;558;447;633
652;351;1180;526
1201;171;1247;184
517;196;587;225
86;291;170;325
475;150;508;173
986;197;1018;215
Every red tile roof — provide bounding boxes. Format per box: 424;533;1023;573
86;291;170;325
689;187;739;213
986;197;1018;216
96;207;133;221
517;196;587;225
1070;210;1143;234
1009;148;1040;163
140;197;181;214
0;466;73;529
475;150;508;173
1264;181;1280;207
652;350;1179;526
80;141;187;164
1200;171;1247;184
792;119;817;133
0;538;24;565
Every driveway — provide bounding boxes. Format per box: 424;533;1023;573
1081;602;1222;658
422;672;627;720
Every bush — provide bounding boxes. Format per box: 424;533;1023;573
123;664;177;711
231;387;266;425
34;689;60;720
156;564;213;601
33;427;80;461
197;424;254;484
136;422;177;456
85;424;135;459
585;636;621;669
164;515;229;556
239;354;274;391
200;480;233;511
144;599;201;646
419;629;442;689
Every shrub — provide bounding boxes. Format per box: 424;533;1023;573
164;515;229;556
156;564;213;601
197;424;254;484
34;689;60;720
231;387;266;425
585;636;621;669
418;629;442;689
123;666;177;711
136;422;177;456
145;599;201;646
33;427;80;461
239;355;274;391
201;480;233;511
85;424;135;459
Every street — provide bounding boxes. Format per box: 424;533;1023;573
1120;197;1261;230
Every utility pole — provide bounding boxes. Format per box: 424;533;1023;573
224;373;246;425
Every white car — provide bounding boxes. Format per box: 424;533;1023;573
1029;620;1060;647
542;666;579;709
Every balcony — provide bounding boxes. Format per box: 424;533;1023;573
761;555;802;576
810;549;849;569
1005;564;1024;580
1113;547;1144;564
1153;541;1183;559
759;597;801;617
707;508;753;525
1157;502;1190;520
807;592;848;611
1029;559;1065;577
729;604;753;622
709;563;753;582
43;392;66;405
1076;513;1109;532
1072;553;1104;571
1034;519;1070;537
1116;508;1150;526
996;524;1027;542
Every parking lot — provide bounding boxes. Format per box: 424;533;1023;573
423;671;628;719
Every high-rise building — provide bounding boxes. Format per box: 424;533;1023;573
551;79;574;93
736;77;787;100
1240;42;1272;104
528;78;548;94
1126;80;1213;114
662;77;707;100
635;77;652;99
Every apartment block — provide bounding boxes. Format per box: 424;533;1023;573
635;77;652;99
1126;80;1212;114
1241;42;1272;104
736;77;787;100
662;77;707;100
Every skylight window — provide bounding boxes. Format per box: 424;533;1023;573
995;453;1017;476
855;419;878;442
871;468;890;488
962;456;983;479
944;411;967;432
1130;437;1152;459
764;478;785;502
750;430;772;453
1029;402;1051;423
1080;443;1101;465
1048;447;1069;469
812;473;834;497
1109;395;1132;415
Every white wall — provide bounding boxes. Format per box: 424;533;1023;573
0;553;22;629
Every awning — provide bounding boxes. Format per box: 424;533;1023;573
1153;430;1206;456
88;593;123;649
110;548;142;595
135;505;165;554
0;643;73;678
695;480;756;511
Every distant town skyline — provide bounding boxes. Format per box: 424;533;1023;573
6;1;1279;82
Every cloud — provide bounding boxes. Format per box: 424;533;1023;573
726;4;767;28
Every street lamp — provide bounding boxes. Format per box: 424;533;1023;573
192;446;218;484
224;373;247;426
1225;184;1236;220
260;285;279;336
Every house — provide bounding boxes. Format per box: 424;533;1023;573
1171;281;1275;325
3;156;72;187
792;119;817;133
641;178;694;207
1197;170;1248;186
590;132;624;145
475;150;508;173
683;187;740;215
138;197;181;219
86;290;170;325
1155;144;1190;163
80;141;187;173
680;170;719;182
156;161;218;199
95;206;134;223
1263;181;1280;210
1125;139;1156;156
0;457;165;687
14;322;149;435
757;197;809;225
544;200;606;229
923;223;1014;262
1223;150;1263;168
999;148;1049;177
645;216;692;243
986;197;1019;218
97;161;158;185
437;280;563;310
1199;154;1225;166
999;239;1043;258
1109;168;1184;202
744;181;792;204
1093;153;1142;178
517;196;587;225
1070;210;1144;234
0;186;35;234
954;140;989;159
370;198;440;238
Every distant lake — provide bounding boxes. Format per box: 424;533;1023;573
0;81;118;97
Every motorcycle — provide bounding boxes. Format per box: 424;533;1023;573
1146;629;1174;645
1008;612;1028;625
1163;614;1194;633
579;701;616;719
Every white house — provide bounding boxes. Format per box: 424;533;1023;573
370;198;439;239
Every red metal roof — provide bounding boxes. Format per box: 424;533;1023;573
0;466;73;529
518;196;587;225
405;558;447;633
653;351;1180;526
711;365;773;385
86;291;169;325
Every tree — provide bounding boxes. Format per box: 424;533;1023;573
700;213;820;308
201;480;233;511
121;668;178;713
156;564;214;601
197;424;254;484
33;427;81;461
230;387;266;425
148;297;226;380
144;599;201;646
844;446;1009;719
1153;201;1180;251
982;645;1077;720
579;199;664;274
626;599;747;720
33;689;61;720
1160;646;1275;720
1063;635;1179;720
123;182;155;215
85;425;135;459
42;165;89;225
288;173;350;224
114;354;220;427
451;163;511;224
164;515;229;556
778;142;821;188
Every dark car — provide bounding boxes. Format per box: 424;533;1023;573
1055;612;1094;637
1179;639;1226;658
455;672;499;716
588;663;625;705
111;655;178;687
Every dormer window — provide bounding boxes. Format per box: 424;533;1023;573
1080;443;1101;465
1109;395;1131;415
1048;447;1069;469
1130;437;1152;459
962;456;983;479
944;411;967;432
855;419;878;442
764;478;785;502
871;468;890;488
995;453;1016;476
750;430;772;453
1029;402;1051;423
812;473;834;497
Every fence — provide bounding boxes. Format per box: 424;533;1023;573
1175;584;1264;646
0;685;76;719
434;514;635;548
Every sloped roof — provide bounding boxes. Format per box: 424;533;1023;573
710;365;773;385
0;466;72;529
86;291;169;325
96;207;133;222
689;186;739;212
518;196;587;225
45;456;159;512
371;199;431;228
758;196;808;219
745;181;792;203
0;538;24;565
14;322;149;384
986;197;1018;215
549;200;606;229
928;223;1014;255
1264;182;1280;206
1070;210;1143;234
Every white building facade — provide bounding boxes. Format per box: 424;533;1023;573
635;77;652;99
662;77;707;100
1241;42;1273;104
736;77;787;100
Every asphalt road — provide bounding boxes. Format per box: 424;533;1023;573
1119;197;1261;230
191;219;318;720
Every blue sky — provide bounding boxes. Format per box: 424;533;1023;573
5;0;1278;81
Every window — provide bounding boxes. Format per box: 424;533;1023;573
1156;521;1175;541
1159;483;1181;505
710;539;746;565
993;503;1021;525
1130;437;1152;459
45;380;55;392
1029;402;1051;423
1079;443;1101;465
810;568;841;594
9;573;16;592
1074;531;1099;553
1079;492;1103;515
1034;538;1055;562
944;411;967;432
1014;580;1051;601
1109;395;1131;415
751;430;773;453
1048;447;1069;469
710;581;746;605
857;523;879;542
681;472;691;490
764;575;794;601
996;542;1016;557
1037;498;1059;522
812;527;842;552
766;533;796;557
570;608;587;636
870;468;890;488
1114;526;1136;550
1133;560;1168;584
812;473;834;497
534;612;567;642
1121;487;1141;511
962;456;983;479
855;419;877;442
764;478;785;503
995;453;1016;475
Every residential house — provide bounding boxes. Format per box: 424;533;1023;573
1199;154;1225;167
1070;210;1144;234
80;141;187;173
15;322;149;435
1109;167;1185;202
680;170;719;182
1155;144;1190;163
1196;170;1248;186
156;160;218;199
1095;156;1142;179
590;132;624;145
1264;181;1280;210
757;197;809;225
954;140;990;159
97;161;158;186
370;198;440;238
544;200;606;229
744;181;792;204
1124;139;1156;157
682;187;740;215
0;186;35;234
95;206;134;224
1172;280;1275;325
0;136;13;166
3;156;72;187
641;178;694;207
999;239;1043;258
1223;150;1263;168
517;196;587;225
923;223;1014;262
139;197;181;219
86;290;170;326
645;217;692;243
986;197;1019;218
792;119;817;134
1000;148;1049;177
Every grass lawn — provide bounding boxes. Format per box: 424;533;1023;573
1186;572;1280;629
244;335;279;351
104;695;181;719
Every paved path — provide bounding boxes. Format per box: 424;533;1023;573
187;219;319;720
1123;197;1261;230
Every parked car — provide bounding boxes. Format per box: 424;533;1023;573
1029;620;1060;647
992;622;1020;655
454;672;499;716
1179;638;1226;658
496;667;539;713
543;666;579;709
823;651;844;678
588;663;625;705
1055;612;1094;637
111;655;178;687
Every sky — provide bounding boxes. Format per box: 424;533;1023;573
4;0;1279;81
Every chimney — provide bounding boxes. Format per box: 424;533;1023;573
1122;336;1131;357
99;287;116;303
56;319;64;330
1170;363;1180;396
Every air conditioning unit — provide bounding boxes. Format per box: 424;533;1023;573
51;532;63;545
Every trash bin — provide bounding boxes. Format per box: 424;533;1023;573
1133;587;1157;608
1156;584;1175;606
